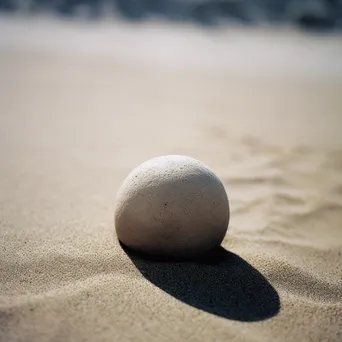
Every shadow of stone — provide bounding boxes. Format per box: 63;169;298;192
122;244;280;322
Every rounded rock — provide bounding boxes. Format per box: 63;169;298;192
115;155;229;259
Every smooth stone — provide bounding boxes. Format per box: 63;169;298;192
115;155;229;259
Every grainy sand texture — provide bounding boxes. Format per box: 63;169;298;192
0;15;342;342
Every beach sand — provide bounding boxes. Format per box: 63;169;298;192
0;16;342;342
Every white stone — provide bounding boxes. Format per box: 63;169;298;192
115;155;229;259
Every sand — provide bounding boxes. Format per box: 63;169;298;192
0;16;342;342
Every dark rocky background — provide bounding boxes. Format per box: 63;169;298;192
1;0;342;31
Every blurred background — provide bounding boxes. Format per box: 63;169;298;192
1;0;342;30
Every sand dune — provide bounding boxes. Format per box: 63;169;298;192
0;17;342;342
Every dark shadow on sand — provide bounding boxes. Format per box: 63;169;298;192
122;245;280;322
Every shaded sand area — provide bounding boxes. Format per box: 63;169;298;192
1;15;342;342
